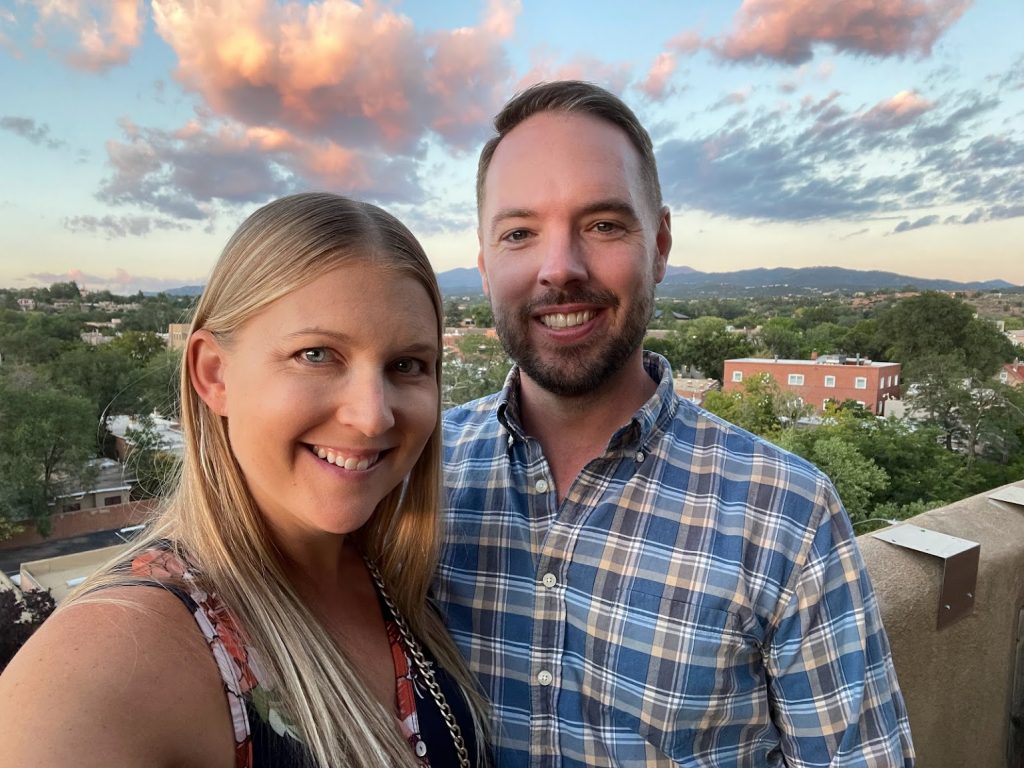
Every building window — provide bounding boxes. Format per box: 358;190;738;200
824;375;836;388
854;376;867;389
103;495;122;507
856;400;866;407
894;374;899;386
732;371;743;382
1000;371;1008;383
788;373;805;386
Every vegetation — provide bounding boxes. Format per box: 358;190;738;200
0;587;56;672
1;283;1022;540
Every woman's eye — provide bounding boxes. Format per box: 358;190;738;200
300;348;329;363
393;357;425;374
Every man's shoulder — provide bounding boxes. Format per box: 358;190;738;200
669;397;827;493
443;391;504;427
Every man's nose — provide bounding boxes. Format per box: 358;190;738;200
537;229;588;289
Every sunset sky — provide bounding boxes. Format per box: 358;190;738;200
1;0;1022;293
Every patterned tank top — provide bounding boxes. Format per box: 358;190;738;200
128;545;478;767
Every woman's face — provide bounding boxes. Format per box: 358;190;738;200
196;261;439;551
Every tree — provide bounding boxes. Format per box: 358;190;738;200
443;335;510;407
1;588;56;672
804;436;889;524
109;331;167;364
124;415;181;499
0;376;97;534
136;347;183;419
468;302;494;328
703;373;810;437
757;317;804;359
674;317;754;381
878;292;1013;376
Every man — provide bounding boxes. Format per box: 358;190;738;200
435;80;914;767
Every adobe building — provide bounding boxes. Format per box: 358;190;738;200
723;354;902;415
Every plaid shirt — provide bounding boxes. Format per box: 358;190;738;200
435;353;914;768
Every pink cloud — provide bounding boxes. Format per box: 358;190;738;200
710;0;973;64
861;89;934;130
32;0;142;71
668;29;703;56
150;0;517;153
515;54;632;97
639;52;678;100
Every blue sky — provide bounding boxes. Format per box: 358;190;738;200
1;0;1021;293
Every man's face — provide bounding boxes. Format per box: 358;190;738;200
477;111;671;398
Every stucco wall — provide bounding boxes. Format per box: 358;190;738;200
859;480;1024;767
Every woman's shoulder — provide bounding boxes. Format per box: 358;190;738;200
0;585;235;768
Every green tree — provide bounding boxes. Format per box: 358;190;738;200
757;317;804;359
468;302;494;328
0;377;97;534
675;317;754;381
124;415;181;499
109;331;167;364
703;373;810;437
136;347;182;418
805;436;889;524
443;335;510;407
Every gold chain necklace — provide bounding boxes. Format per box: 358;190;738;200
363;557;471;768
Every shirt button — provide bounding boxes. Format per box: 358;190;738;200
635;451;646;463
535;479;549;493
541;572;557;588
537;669;553;686
414;740;427;757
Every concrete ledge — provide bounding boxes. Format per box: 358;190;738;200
860;479;1024;768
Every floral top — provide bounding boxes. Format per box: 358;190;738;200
129;545;477;768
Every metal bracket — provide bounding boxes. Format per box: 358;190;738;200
872;524;980;630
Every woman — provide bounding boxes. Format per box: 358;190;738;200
0;193;486;767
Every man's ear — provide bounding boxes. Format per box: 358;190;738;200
653;205;672;284
188;329;230;417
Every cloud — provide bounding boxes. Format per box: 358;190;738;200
638;52;678;101
0;116;66;149
31;0;143;71
861;90;934;131
892;214;940;233
709;0;973;65
655;82;1024;229
64;213;190;238
709;87;752;111
997;53;1024;91
150;0;516;154
839;228;869;240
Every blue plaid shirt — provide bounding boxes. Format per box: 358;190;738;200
436;353;914;767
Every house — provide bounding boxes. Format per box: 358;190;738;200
999;361;1024;388
723;354;902;415
54;458;135;514
167;322;190;350
673;377;719;406
16;298;35;311
107;413;185;461
1006;329;1024;348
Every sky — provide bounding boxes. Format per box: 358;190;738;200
1;0;1022;294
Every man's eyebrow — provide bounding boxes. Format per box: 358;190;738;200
487;199;641;235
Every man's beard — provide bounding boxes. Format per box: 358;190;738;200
493;282;654;398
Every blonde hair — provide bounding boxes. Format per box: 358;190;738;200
72;193;485;767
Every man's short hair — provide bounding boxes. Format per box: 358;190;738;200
476;80;663;217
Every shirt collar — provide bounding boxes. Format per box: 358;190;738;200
495;351;678;449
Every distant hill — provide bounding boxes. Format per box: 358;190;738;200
658;266;1016;295
161;265;1018;300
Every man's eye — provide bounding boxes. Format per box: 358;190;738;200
504;229;530;242
300;348;329;363
593;221;620;233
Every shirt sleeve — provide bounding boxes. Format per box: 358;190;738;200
764;481;916;767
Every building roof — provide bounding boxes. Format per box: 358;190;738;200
20;544;128;603
107;413;185;457
726;356;899;368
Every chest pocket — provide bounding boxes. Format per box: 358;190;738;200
579;587;769;762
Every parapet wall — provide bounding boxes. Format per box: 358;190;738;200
859;480;1024;767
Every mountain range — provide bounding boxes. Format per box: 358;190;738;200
162;265;1018;298
437;265;1018;297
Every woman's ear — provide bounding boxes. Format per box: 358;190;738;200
189;329;230;417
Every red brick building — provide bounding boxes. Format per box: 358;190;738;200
723;355;902;415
